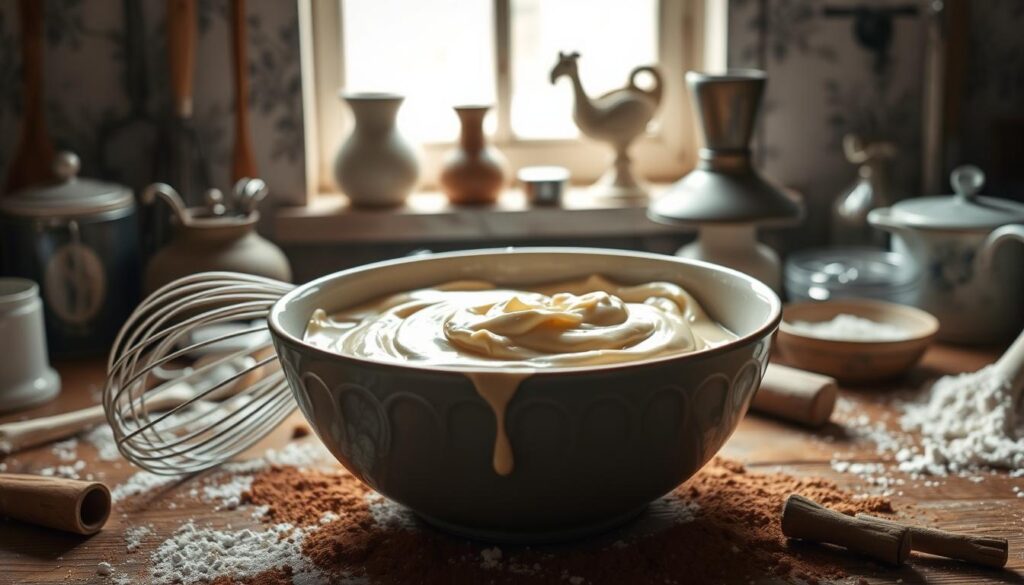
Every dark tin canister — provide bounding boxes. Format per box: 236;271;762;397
0;152;140;357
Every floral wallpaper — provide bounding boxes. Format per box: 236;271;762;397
0;0;306;205
727;0;1024;249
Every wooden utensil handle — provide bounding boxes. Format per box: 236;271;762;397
167;0;197;116
782;494;911;565
17;0;45;124
230;0;257;181
857;513;1008;568
5;0;55;192
751;364;837;427
0;391;184;455
994;322;1024;397
0;474;110;535
0;404;106;455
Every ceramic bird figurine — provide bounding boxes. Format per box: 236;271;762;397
550;51;662;199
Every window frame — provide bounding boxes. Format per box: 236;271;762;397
300;0;726;202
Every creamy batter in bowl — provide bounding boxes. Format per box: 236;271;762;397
268;248;781;542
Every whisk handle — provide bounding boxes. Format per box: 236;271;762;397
0;388;189;455
0;405;107;455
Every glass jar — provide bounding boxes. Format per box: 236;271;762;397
784;247;921;305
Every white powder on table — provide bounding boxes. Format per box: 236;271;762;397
125;524;155;553
148;522;327;584
52;438;79;461
111;440;330;503
202;475;254;510
365;492;417;529
788;313;909;341
39;460;87;480
480;547;503;569
898;365;1023;475
83;423;123;462
112;471;181;503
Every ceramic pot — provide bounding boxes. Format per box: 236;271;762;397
144;212;291;294
0;278;60;412
269;248;780;542
333;93;419;208
440;106;507;205
868;166;1024;344
0;152;140;357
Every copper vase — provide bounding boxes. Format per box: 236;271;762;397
440;105;507;205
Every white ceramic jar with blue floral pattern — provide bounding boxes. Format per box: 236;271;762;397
868;166;1024;344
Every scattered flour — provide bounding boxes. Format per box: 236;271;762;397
222;440;331;474
365;492;418;529
52;438;79;461
202;475;254;510
40;460;87;480
788;313;909;341
125;524;155;553
898;366;1023;475
111;471;181;503
111;441;329;503
148;522;326;584
480;547;503;569
83;423;123;462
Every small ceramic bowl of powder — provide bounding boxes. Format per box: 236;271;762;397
778;299;938;384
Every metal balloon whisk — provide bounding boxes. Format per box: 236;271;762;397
104;272;295;475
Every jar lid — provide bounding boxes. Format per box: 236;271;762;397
785;248;920;293
886;165;1024;230
0;152;134;218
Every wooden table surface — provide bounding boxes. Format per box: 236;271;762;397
1;345;1022;584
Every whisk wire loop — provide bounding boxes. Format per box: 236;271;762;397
104;272;298;475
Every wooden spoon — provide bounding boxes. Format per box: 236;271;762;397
0;355;261;455
230;0;257;182
4;0;55;193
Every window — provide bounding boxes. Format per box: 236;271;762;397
300;0;725;200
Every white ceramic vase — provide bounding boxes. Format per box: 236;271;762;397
0;278;60;413
334;93;420;208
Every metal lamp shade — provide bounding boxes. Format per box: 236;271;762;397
649;70;802;226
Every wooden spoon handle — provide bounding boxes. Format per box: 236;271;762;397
0;404;107;455
5;0;55;192
166;0;197;117
994;322;1024;397
0;387;188;455
230;0;257;182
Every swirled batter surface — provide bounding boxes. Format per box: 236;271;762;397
304;274;734;367
304;275;735;476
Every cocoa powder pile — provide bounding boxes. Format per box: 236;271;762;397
220;458;894;585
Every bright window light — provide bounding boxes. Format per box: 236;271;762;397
342;0;496;143
510;0;659;139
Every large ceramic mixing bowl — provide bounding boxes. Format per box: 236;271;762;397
268;248;781;542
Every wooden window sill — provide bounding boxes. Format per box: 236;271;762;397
274;186;682;245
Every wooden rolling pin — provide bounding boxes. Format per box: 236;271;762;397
857;513;1009;568
0;474;111;535
751;363;838;427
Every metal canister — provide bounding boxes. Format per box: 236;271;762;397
0;152;140;357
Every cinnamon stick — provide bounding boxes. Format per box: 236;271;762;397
781;494;911;565
857;513;1008;568
0;473;111;535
